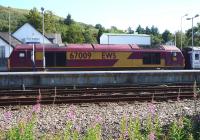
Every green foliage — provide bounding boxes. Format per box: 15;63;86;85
119;116;127;140
97;27;104;44
6;117;36;140
145;114;153;135
191;115;200;140
2;110;200;140
136;25;145;34
0;5;98;44
108;26;124;33
2;5;200;47
25;7;42;30
83;124;101;140
95;24;104;30
64;14;74;25
162;30;173;43
63;121;79;140
168;119;185;140
185;25;199;46
83;29;96;43
44;10;57;33
63;24;85;43
0;6;28;32
135;25;162;45
154;115;163;139
151;34;162;46
145;26;151;35
128;116;144;140
168;116;194;140
150;26;159;36
0;130;5;140
127;27;134;34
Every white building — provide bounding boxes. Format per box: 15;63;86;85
100;33;151;45
12;23;52;44
0;23;63;71
0;32;21;71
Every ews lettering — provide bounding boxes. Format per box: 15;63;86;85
102;52;116;59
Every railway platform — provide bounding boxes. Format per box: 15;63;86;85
0;70;199;89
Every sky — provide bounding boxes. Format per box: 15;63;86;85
1;0;200;33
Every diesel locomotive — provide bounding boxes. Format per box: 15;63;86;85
8;44;185;71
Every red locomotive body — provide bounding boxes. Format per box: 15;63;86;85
8;44;185;71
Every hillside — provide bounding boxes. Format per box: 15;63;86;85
0;5;28;32
0;5;99;43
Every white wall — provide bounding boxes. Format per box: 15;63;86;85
100;34;151;45
12;23;51;44
0;39;13;58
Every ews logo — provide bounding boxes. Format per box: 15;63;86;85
102;52;116;59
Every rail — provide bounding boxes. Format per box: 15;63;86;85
0;85;199;106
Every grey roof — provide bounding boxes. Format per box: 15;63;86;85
45;33;62;44
0;32;21;47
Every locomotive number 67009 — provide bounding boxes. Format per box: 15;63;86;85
69;52;92;59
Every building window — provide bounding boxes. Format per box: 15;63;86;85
0;46;5;58
19;52;25;58
143;53;161;64
195;54;199;60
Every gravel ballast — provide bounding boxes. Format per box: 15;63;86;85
0;99;200;139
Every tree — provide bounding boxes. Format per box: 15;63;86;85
185;24;200;46
151;35;162;46
136;25;145;34
150;26;159;36
95;24;103;30
107;26;124;33
63;24;85;43
127;27;134;34
162;30;173;43
25;7;42;30
97;28;104;44
44;10;57;33
64;14;74;25
83;29;96;43
175;31;181;48
145;26;151;35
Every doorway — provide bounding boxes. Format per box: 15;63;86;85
46;52;66;67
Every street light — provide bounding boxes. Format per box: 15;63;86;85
186;14;199;47
181;14;188;50
41;7;45;70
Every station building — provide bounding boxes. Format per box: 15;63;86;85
0;23;62;71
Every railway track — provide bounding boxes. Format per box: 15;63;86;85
0;85;199;106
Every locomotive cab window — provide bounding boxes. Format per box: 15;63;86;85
19;52;25;58
195;54;199;60
143;53;161;64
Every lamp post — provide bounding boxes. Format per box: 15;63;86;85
181;14;188;50
186;14;199;47
8;7;11;57
41;7;45;70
